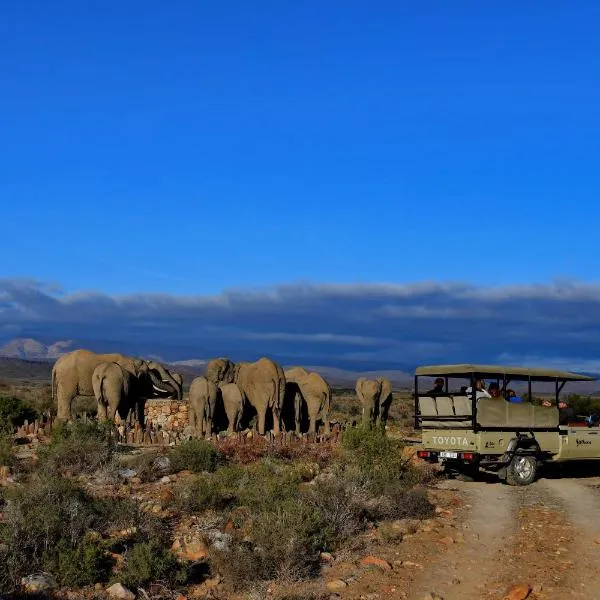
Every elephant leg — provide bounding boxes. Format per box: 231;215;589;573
97;402;108;421
307;404;319;435
136;400;145;427
107;404;117;422
57;383;75;422
272;404;281;436
257;407;267;435
322;413;331;435
294;394;302;435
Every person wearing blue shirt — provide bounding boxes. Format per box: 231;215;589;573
506;389;523;403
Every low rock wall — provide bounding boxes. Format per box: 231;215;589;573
144;399;190;432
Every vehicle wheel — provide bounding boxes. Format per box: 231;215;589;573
506;454;537;486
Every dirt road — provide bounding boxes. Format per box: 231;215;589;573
408;470;600;600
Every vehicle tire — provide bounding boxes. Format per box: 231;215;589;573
506;454;537;486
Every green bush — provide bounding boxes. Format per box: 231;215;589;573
39;420;116;475
1;475;108;585
118;537;187;589
0;434;12;466
0;396;38;434
0;472;176;590
169;438;222;473
42;537;109;588
236;459;303;511
174;463;247;514
211;497;327;589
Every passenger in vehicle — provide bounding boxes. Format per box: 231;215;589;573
558;400;575;425
487;382;504;399
465;379;491;401
426;377;445;395
506;389;524;403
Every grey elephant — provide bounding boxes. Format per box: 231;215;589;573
188;376;218;436
284;367;331;435
92;361;152;424
377;377;393;426
205;357;285;435
52;349;183;421
218;382;244;434
355;377;394;427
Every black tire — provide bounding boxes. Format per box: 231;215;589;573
506;454;537;486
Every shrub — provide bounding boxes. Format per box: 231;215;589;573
39;420;116;475
118;537;187;589
302;478;366;548
0;434;12;466
236;459;303;511
211;497;327;589
169;438;222;473
0;396;38;434
1;475;108;584
42;537;109;588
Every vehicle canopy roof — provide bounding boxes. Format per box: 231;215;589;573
415;364;597;383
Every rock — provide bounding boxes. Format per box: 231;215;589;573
205;529;232;551
154;455;171;473
438;536;454;545
171;537;209;562
320;551;334;562
21;573;58;593
159;475;171;484
423;593;444;600
327;580;348;591
503;583;532;600
107;582;136;600
118;468;137;479
361;556;392;571
401;561;424;569
159;487;174;506
95;583;104;590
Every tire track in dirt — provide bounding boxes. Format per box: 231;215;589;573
407;480;518;600
537;477;600;600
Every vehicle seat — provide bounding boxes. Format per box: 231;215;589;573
418;396;438;427
436;395;455;416
477;399;508;427
451;394;473;427
532;405;559;428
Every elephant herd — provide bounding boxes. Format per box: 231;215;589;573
51;349;395;436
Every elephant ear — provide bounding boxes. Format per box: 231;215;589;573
205;358;234;384
379;377;392;401
355;377;366;402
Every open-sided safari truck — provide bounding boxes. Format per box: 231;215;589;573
413;364;598;485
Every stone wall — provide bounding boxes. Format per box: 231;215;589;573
144;399;190;432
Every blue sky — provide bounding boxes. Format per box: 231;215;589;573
2;3;600;368
2;1;600;295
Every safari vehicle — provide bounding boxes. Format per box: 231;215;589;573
413;364;598;485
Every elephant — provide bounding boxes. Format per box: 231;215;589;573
284;367;331;435
218;382;244;434
377;377;393;426
188;376;218;436
205;357;285;435
52;349;182;422
355;377;394;427
92;361;152;424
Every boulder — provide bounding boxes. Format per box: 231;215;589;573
361;555;392;571
107;582;136;600
503;583;531;600
326;579;348;591
21;573;58;593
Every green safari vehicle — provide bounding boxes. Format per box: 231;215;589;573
413;364;598;485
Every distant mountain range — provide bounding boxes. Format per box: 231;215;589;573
0;337;414;387
0;338;76;360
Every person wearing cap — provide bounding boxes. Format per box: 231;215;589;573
426;377;445;396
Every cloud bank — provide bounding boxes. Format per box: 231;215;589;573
1;278;599;370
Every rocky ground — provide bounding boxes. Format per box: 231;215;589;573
6;434;600;600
